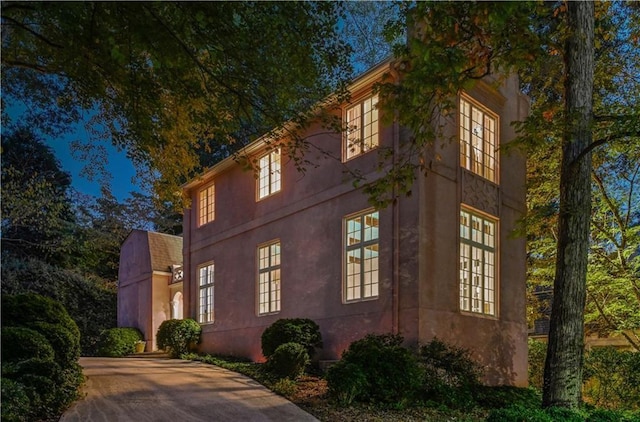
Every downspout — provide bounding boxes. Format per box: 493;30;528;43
391;99;401;336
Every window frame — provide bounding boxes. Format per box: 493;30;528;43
197;183;215;227
197;261;215;324
459;94;499;183
257;239;281;315
343;209;380;303
344;94;379;161
459;206;498;317
257;148;282;200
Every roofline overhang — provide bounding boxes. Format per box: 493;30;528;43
181;59;394;192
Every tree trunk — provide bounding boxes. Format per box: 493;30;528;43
542;1;594;408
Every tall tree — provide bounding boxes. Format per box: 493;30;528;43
1;127;77;266
543;1;594;407
1;2;352;203
379;1;638;408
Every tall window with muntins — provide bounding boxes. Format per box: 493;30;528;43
198;184;215;226
258;149;281;200
258;241;281;314
460;97;498;182
460;209;496;316
345;210;379;301
345;95;379;160
198;262;215;323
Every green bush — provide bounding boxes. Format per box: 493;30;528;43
587;408;640;422
97;327;143;357
1;258;117;356
326;360;368;405
583;347;640;410
1;327;55;363
0;378;29;422
266;342;309;379
2;293;80;340
0;294;83;421
418;338;482;408
333;333;422;406
261;318;322;359
156;319;201;358
528;338;547;391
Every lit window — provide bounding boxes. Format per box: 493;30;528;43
198;262;215;323
345;95;379;160
459;209;496;316
345;210;379;301
258;149;281;200
198;184;215;226
460;97;498;182
258;241;281;315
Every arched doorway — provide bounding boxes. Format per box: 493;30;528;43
171;291;183;319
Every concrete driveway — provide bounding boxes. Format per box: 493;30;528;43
59;357;318;422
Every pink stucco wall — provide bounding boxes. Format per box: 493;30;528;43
183;66;528;385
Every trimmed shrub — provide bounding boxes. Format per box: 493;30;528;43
156;319;201;358
97;327;143;357
583;346;640;410
335;333;422;406
29;321;80;368
2;293;80;340
261;318;322;359
266;342;309;379
528;338;546;391
325;360;368;405
1;378;30;422
1;327;55;363
418;338;482;408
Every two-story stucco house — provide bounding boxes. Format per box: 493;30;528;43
179;60;528;386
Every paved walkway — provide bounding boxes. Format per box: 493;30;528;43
59;357;318;422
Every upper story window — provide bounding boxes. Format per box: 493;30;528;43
198;262;215;323
198;183;215;226
344;210;379;302
459;208;497;316
258;240;281;315
459;97;498;183
258;149;281;200
345;95;379;160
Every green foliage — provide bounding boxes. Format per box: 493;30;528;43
1;257;117;355
333;333;422;406
97;327;143;357
473;386;541;411
266;342;310;380
0;327;55;363
1;128;77;266
583;347;640;410
586;408;640;422
486;405;553;422
261;318;323;359
528;338;547;391
2;2;352;204
0;294;83;421
418;338;482;409
156;319;201;358
271;378;297;397
0;378;29;422
2;293;80;340
325;360;368;406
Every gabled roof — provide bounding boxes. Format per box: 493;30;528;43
147;231;182;273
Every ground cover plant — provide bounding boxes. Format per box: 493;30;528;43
182;332;640;422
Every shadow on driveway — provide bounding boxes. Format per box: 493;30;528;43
59;357;318;422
